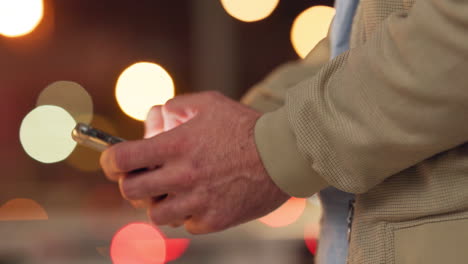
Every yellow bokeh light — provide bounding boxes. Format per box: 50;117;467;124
37;81;94;124
20;105;77;163
220;0;279;22
291;6;335;58
116;62;175;121
0;0;44;37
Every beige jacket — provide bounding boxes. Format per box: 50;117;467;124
244;0;468;263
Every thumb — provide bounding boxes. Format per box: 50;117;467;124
144;105;164;138
163;92;212;123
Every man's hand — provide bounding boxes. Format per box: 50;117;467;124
100;91;290;234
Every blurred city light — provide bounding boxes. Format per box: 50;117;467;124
220;0;279;22
291;6;335;58
304;223;320;255
0;198;48;221
37;81;94;124
0;0;44;37
66;115;116;172
165;239;190;262
116;62;175;121
258;198;306;228
20;105;77;163
111;222;167;264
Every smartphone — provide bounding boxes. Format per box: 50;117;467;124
72;123;168;202
72;123;125;152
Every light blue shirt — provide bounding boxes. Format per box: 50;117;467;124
315;1;360;264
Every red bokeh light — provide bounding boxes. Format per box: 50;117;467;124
111;222;190;263
165;238;190;262
304;223;320;255
111;222;166;264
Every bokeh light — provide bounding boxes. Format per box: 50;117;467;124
0;0;44;37
66;115;116;172
165;238;190;262
20;105;77;163
37;81;93;124
111;222;166;264
291;6;335;58
304;222;320;255
220;0;279;22
116;62;175;121
0;198;48;221
258;198;306;228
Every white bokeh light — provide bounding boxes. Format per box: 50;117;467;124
0;0;44;37
116;62;175;121
20;105;77;163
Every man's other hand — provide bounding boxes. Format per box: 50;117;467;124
100;91;290;234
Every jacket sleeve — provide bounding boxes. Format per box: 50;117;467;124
255;0;468;197
241;36;331;113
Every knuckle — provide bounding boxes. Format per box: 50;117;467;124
104;144;129;173
175;134;189;149
186;215;225;235
161;138;186;157
148;206;167;225
169;222;183;228
189;156;202;171
178;167;196;188
164;98;177;110
119;178;135;200
113;146;130;172
149;105;161;113
203;90;222;100
100;149;113;171
184;195;202;214
170;140;185;155
185;222;206;235
186;227;202;235
145;176;160;197
205;218;225;233
100;150;120;181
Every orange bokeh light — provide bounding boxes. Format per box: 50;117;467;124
0;198;48;221
220;0;280;23
258;197;307;227
291;6;336;58
111;222;190;264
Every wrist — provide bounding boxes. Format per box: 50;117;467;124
254;107;329;197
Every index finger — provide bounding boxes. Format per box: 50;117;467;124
100;134;174;181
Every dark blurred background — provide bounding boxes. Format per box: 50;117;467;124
0;0;333;263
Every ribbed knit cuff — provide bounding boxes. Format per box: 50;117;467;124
254;107;329;197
